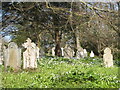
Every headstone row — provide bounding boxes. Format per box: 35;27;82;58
52;45;94;59
0;36;114;69
52;46;113;67
1;38;40;71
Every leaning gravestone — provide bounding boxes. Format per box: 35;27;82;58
103;47;113;67
64;45;74;59
5;42;21;70
22;38;39;69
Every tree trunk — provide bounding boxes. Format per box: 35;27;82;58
55;30;62;57
76;29;83;50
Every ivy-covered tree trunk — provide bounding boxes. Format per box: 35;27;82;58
55;30;62;57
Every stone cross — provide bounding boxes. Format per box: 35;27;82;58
4;42;21;70
22;38;39;69
90;51;94;57
64;44;74;59
103;47;113;67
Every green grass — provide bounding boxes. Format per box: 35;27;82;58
1;57;120;88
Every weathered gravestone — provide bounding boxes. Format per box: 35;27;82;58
52;47;55;56
22;38;39;69
76;48;88;59
83;49;88;57
52;47;64;57
90;51;94;57
4;42;21;70
64;44;74;59
0;35;3;65
39;48;45;57
103;47;113;67
76;50;84;59
61;47;64;56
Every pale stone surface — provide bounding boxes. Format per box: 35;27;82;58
52;47;55;56
3;46;8;68
83;49;87;57
0;43;3;65
0;35;3;65
5;42;21;70
36;46;40;59
76;48;87;59
61;47;64;56
76;51;84;59
22;38;39;69
64;45;74;59
103;47;113;67
90;51;94;57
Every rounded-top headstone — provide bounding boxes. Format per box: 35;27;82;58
8;42;18;49
83;49;87;53
104;47;111;54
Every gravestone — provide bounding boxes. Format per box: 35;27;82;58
52;47;55;56
0;35;3;65
5;42;21;70
22;38;39;69
61;47;64;56
76;45;89;59
76;48;87;59
3;46;8;68
103;47;113;67
64;44;74;59
83;49;87;57
90;51;94;57
76;51;84;59
36;46;40;59
39;48;45;57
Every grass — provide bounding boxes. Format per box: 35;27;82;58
1;57;120;88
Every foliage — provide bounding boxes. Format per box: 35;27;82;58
1;57;120;88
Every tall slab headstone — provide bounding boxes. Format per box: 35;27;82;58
5;42;21;70
103;47;113;67
22;38;39;69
